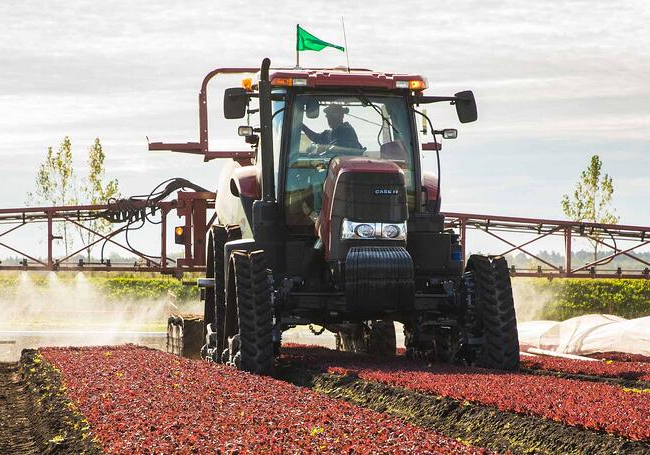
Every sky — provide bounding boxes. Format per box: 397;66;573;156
0;0;648;258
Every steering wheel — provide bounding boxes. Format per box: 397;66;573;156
311;144;346;162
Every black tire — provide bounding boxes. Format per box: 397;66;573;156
231;250;274;375
367;320;396;357
465;255;519;371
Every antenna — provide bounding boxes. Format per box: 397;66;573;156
341;17;350;73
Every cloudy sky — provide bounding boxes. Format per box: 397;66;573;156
0;1;648;256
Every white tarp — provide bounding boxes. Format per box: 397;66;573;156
576;316;650;356
517;320;558;348
518;314;650;356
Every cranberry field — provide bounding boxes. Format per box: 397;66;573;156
1;344;649;454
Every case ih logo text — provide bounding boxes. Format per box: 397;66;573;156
373;188;399;195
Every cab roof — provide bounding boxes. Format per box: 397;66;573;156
266;67;428;90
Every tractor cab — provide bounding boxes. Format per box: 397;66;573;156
224;68;456;237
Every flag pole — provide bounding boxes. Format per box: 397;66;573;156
296;24;300;68
341;17;350;73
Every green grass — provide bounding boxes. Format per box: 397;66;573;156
514;278;650;320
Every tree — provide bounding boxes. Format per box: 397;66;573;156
29;137;120;260
78;138;121;261
28;136;76;255
561;155;618;262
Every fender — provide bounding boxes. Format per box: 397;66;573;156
229;166;261;230
230;165;261;199
422;171;440;211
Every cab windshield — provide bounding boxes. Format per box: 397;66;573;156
285;93;415;230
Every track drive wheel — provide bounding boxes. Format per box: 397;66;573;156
464;255;519;371
227;250;274;375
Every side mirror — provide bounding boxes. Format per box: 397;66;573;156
454;91;477;123
305;99;320;119
224;88;248;119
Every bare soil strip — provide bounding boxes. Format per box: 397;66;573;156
278;363;650;455
0;351;101;454
0;362;41;453
521;366;650;390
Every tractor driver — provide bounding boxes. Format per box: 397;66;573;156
301;104;363;154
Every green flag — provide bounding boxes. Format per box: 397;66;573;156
296;25;344;52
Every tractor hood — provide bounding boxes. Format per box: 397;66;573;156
317;156;408;261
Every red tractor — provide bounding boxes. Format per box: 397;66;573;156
157;58;519;374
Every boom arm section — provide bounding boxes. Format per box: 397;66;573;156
148;67;258;164
0;189;216;276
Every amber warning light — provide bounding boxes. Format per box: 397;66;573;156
271;77;308;87
241;77;254;91
395;79;427;91
174;226;186;244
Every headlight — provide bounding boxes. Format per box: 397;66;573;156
341;219;406;241
355;223;375;238
382;224;401;239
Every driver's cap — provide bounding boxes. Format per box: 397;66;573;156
323;104;349;115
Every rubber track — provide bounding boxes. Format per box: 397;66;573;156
279;365;650;455
234;251;274;374
489;257;520;369
468;255;519;370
